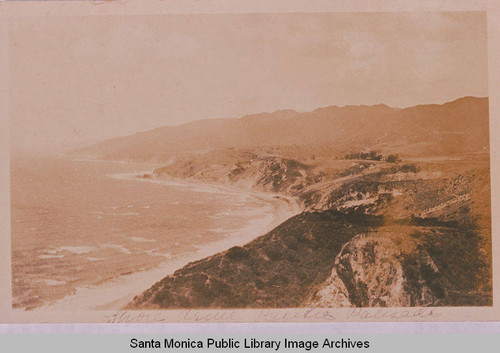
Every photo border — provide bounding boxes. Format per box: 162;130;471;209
1;0;499;324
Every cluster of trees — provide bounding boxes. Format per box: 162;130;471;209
381;163;419;174
385;154;401;163
344;151;383;161
344;151;401;163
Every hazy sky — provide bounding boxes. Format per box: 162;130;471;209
8;12;488;151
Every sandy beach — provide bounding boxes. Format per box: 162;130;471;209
32;171;302;312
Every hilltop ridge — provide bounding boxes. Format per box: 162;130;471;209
71;97;489;162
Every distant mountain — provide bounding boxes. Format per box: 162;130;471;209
71;97;489;162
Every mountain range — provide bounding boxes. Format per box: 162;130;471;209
72;96;489;162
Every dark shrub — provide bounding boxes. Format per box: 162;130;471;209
225;246;249;261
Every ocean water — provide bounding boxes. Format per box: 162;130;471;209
10;157;285;310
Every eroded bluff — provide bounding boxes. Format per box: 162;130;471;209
305;232;441;307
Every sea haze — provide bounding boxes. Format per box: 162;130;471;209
10;157;285;310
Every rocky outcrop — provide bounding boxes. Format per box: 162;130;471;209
306;232;442;307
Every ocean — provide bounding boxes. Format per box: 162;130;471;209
10;157;296;310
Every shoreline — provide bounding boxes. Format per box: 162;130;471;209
70;157;166;168
32;169;302;312
113;172;303;215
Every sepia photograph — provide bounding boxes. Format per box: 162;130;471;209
3;6;496;322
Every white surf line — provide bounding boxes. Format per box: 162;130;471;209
108;171;303;215
68;157;164;168
32;173;302;312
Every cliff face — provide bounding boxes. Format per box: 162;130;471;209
154;151;325;195
306;232;441;308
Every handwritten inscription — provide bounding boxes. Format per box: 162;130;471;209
256;308;336;321
104;311;167;323
102;307;441;323
176;310;239;322
346;307;442;320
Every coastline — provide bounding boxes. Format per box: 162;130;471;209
33;169;302;312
